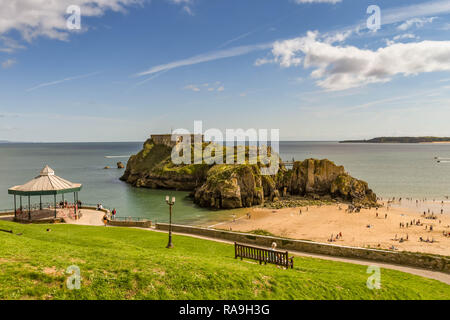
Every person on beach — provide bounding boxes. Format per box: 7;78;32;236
112;208;116;220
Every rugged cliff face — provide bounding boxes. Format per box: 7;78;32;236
121;138;377;209
194;165;264;209
287;159;377;206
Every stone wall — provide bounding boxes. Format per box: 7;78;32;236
151;134;204;148
155;223;450;273
107;220;152;228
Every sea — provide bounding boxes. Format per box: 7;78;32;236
1;141;449;224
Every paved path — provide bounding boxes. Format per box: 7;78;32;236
65;209;105;226
151;228;450;285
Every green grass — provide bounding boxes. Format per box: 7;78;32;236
0;220;449;300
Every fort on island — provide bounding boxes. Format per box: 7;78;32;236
150;134;204;148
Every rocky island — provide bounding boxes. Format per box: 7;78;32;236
121;135;377;209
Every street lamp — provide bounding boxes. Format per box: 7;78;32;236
165;195;176;248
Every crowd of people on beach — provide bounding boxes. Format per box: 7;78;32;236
419;236;435;243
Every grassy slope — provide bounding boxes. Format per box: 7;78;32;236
0;220;449;300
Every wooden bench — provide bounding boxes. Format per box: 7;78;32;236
234;242;294;269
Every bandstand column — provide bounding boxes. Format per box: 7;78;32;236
28;195;31;221
54;194;57;218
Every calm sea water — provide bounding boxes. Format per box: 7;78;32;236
1;142;449;224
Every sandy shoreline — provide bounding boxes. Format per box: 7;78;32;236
213;200;450;256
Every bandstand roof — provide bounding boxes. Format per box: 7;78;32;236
8;166;82;196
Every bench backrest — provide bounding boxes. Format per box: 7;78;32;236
235;242;290;266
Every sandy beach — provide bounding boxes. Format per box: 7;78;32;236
214;200;450;256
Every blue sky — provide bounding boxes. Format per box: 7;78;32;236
0;0;450;142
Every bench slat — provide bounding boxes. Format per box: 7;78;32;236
234;243;293;269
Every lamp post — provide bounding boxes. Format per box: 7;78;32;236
165;195;176;248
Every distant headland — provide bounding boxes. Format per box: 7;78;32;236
340;137;450;144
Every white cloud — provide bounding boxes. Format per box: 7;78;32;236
254;57;273;66
264;31;450;91
1;58;16;69
393;34;418;41
385;33;418;46
168;0;194;15
397;17;436;31
0;0;141;42
184;84;200;92
183;82;224;92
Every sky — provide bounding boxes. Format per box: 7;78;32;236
0;0;450;142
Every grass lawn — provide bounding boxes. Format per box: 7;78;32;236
0;220;449;300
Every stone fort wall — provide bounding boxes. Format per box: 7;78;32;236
151;134;204;148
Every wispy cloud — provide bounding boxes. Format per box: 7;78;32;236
397;17;436;31
1;58;17;69
26;71;101;92
383;0;450;26
0;36;26;53
184;84;200;92
183;82;224;92
168;0;195;15
135;43;272;77
218;31;256;49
